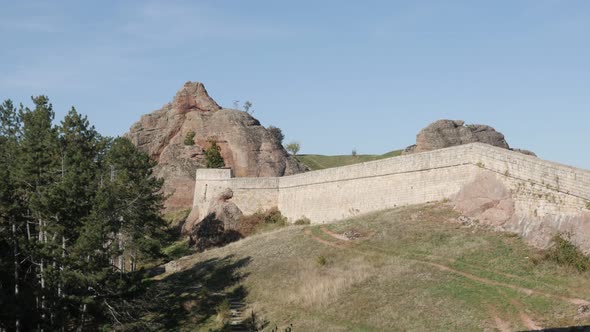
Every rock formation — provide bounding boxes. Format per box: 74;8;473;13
188;188;243;251
126;81;306;211
454;172;516;228
403;119;536;156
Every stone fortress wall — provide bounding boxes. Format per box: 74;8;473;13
192;143;590;251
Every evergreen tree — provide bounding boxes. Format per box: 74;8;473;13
0;96;168;331
0;99;25;331
16;96;61;331
205;139;225;168
74;137;166;329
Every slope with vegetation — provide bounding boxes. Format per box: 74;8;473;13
148;203;590;331
296;149;402;171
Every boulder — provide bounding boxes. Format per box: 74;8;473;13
407;120;509;154
188;188;243;251
454;172;516;227
126;81;306;211
403;119;536;157
511;148;537;157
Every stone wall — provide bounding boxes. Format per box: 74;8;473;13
192;143;590;251
471;144;590;250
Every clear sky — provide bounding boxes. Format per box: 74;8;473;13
1;1;589;168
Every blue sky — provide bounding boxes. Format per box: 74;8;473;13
1;1;589;168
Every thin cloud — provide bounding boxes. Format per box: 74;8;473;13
119;1;293;43
0;17;59;33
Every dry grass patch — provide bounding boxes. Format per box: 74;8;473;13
287;258;375;309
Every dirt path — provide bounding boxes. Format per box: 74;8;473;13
308;226;590;308
510;299;542;330
489;306;512;332
304;229;349;249
320;226;351;241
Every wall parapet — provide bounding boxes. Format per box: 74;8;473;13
193;143;590;225
470;143;590;201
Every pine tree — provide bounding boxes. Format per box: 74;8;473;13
205;139;225;168
16;96;61;331
0;99;25;332
74;137;166;329
0;96;169;330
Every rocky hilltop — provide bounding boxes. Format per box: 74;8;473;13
404;119;536;156
126;82;306;210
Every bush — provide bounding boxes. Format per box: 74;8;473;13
544;233;590;272
205;138;225;168
294;217;311;225
268;126;284;144
162;240;192;260
316;255;327;266
239;207;287;236
184;130;195;145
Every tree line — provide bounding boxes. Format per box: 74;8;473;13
0;97;167;331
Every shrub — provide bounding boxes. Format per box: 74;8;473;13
586;202;590;210
316;255;327;266
544;233;590;272
243;100;253;114
205;138;225;168
239;207;287;236
268;125;284;144
184;130;195;145
294;217;311;225
162;239;192;260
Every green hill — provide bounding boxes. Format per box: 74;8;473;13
296;149;403;171
147;203;590;331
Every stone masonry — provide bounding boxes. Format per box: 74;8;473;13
192;143;590;252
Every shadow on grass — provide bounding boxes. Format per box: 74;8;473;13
526;327;590;332
143;254;251;331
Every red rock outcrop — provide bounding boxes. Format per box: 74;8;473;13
126;81;306;211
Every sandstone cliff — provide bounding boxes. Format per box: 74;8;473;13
403;119;536;156
126;81;306;210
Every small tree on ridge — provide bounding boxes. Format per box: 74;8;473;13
285;141;300;156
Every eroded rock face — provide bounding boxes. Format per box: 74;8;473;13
454;171;590;252
454;172;516;227
403;119;536;156
126;81;306;210
188;188;243;251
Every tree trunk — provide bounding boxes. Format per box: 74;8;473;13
12;218;20;332
118;233;125;272
39;219;46;332
76;304;87;332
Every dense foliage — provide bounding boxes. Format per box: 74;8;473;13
0;97;167;331
267;126;284;144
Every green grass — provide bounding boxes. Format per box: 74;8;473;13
146;203;590;331
296;149;402;170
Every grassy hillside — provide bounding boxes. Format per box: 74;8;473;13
296;149;402;170
147;203;590;331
